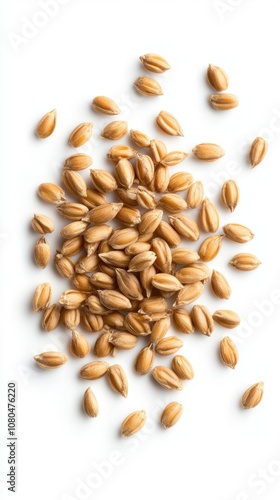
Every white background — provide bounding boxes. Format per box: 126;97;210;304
1;1;280;499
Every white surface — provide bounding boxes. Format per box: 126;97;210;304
1;1;280;499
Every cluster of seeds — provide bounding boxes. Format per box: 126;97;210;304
33;55;266;436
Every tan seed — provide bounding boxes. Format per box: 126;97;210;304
155;336;183;356
90;170;117;194
186;181;204;208
150;139;168;164
62;170;87;198
229;253;261;271
110;332;138;350
135;154;154;185
71;330;90;358
153;164;170;193
124;312;151;337
175;264;210;284
80;361;109;380
161;151;188;167
98;290;132;310
86;295;109;315
156;111;184;136
242;382;264;409
152;366;183;390
93;332;114;358
34;236;50;269
152;274;183;292
221;180;240;212
84;224;113;244
61;236;84;257
59;290;87;310
32;213;54;234
114;159;135;189
173;282;204;308
101;120;128;140
64;153;93;171
191;305;214;336
138;210;163;235
69;122;93;147
159;193;188;214
55;252;75;278
78;188;107;209
116;206;141;227
80;308;104;332
116;188;138;208
130;129;150;148
36;109;57;138
207;64;229;91
33;282;52;312
150;316;171;343
92;96;120;115
107;145;137;163
60;221;88;239
42;304;60;332
138;297;167;316
103;312;125;330
109;228;138;250
75;251;97;272
72;274;93;293
199;235;223;262
107;364;128;397
57;203;89;221
121;410;146;437
200;198;219;233
125;242;151;256
84;203;123;224
168;172;193;192
192;143;225;161
161;402;183;429
83;387;99;418
169;214;200;241
209;93;239;110
211;270;231;300
115;268;143;301
38;183;66;204
99;250;131;268
134;76;163;96
34;351;67;369
172;308;194;334
223;223;254;243
156;221;181;248
220;337;239;369
172;355;194;380
90;272;116;290
128;251;157;272
136;186;158;210
61;308;80;330
193;262;212;282
249;137;268;168
172;248;199;266
135;344;155;375
140;53;171;73
139;265;156;298
151;237;172;273
213;309;241;328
